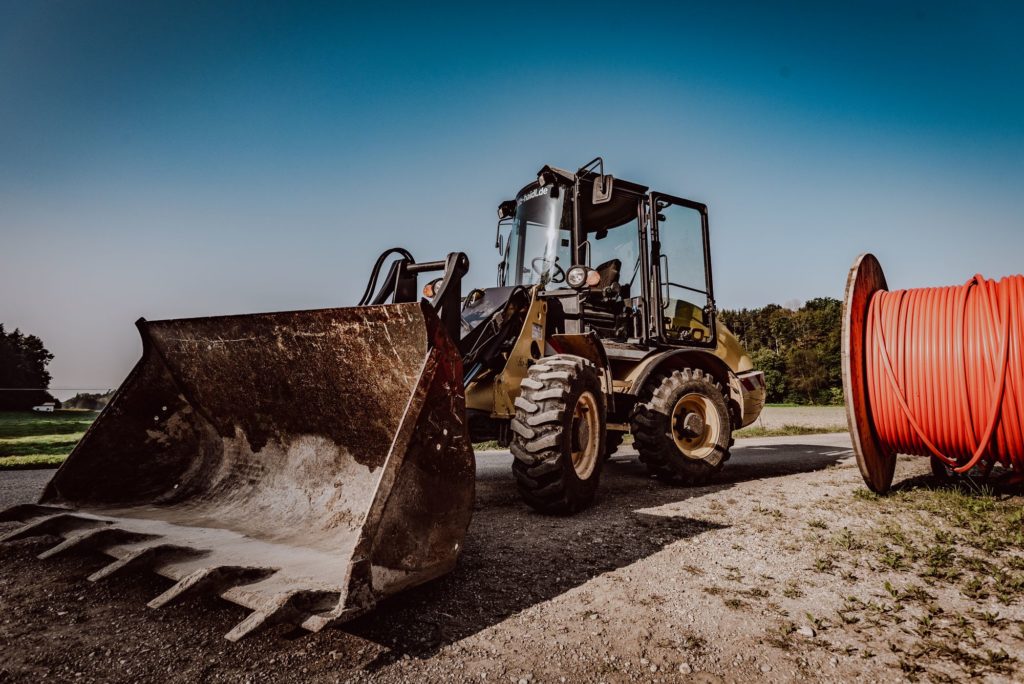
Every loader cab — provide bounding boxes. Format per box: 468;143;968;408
495;159;717;348
496;177;575;289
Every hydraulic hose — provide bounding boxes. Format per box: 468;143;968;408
358;247;415;306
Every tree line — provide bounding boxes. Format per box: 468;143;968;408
2;302;843;414
719;297;843;405
63;391;115;410
0;324;58;410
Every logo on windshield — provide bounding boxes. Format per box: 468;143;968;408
517;185;551;206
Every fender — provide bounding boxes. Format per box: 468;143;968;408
623;348;742;421
547;331;609;370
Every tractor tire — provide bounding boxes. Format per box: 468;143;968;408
510;355;606;514
630;368;732;485
604;431;625;459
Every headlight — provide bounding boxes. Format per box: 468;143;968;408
423;278;443;298
566;265;589;289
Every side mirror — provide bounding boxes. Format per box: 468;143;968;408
592;175;614;204
497;233;504;253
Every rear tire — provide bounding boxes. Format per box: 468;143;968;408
630;368;731;485
511;355;606;514
604;431;625;459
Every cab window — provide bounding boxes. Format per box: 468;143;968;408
654;199;712;343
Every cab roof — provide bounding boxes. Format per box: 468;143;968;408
519;163;650;234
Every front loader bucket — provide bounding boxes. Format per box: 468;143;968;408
0;301;474;640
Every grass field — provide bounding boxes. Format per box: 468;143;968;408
733;423;848;438
0;410;98;470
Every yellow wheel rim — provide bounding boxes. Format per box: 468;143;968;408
571;391;600;479
670;393;720;461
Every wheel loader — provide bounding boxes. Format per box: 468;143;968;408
1;158;764;640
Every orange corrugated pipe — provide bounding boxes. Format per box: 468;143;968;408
842;254;1024;492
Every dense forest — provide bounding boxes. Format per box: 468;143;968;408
0;324;58;410
719;297;843;405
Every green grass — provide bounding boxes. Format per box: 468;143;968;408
0;410;98;470
0;454;69;470
734;424;848;438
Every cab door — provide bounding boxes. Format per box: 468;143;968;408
648;193;716;347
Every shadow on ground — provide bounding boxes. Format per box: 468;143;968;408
0;441;851;679
348;441;851;663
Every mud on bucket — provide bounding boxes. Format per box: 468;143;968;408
0;301;475;640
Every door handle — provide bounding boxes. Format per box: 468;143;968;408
660;254;670;309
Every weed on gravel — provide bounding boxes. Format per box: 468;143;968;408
817;478;1024;679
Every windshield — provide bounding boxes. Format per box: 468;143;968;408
499;184;573;287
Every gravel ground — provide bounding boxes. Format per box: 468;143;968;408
2;430;1021;683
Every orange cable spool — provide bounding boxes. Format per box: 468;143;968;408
842;254;1024;492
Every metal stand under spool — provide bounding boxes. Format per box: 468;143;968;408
841;253;895;492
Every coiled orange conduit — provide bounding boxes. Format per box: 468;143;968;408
865;274;1024;477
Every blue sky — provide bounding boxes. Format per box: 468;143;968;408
1;1;1022;392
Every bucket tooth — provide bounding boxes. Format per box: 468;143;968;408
37;528;157;560
147;566;277;610
0;513;106;543
223;590;341;642
226;590;342;641
300;609;347;634
225;609;273;642
0;504;69;523
87;544;207;583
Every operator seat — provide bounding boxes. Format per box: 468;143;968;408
581;258;627;338
593;258;621;290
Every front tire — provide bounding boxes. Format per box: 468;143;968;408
630;368;731;485
511;355;606;514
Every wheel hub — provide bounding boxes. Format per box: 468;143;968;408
681;412;705;437
571;391;600;479
670;393;720;461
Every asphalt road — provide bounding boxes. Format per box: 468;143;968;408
0;433;854;512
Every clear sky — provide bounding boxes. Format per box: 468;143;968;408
1;0;1022;395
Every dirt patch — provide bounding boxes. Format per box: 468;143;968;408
1;436;1021;682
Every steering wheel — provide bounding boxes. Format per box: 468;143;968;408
531;256;566;284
